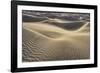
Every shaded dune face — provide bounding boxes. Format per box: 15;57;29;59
22;22;90;62
40;19;87;30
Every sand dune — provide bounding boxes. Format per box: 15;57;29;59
22;22;90;62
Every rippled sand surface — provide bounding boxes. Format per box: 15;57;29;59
22;22;90;62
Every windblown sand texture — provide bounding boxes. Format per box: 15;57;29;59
22;11;90;62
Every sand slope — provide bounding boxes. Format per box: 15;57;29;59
22;22;90;62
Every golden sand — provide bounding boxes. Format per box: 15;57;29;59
22;22;90;62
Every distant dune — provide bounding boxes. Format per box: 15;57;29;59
39;18;87;30
22;21;90;62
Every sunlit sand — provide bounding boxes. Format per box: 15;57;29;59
22;21;90;62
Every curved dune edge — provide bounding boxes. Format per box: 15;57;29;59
22;22;90;62
23;22;89;39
